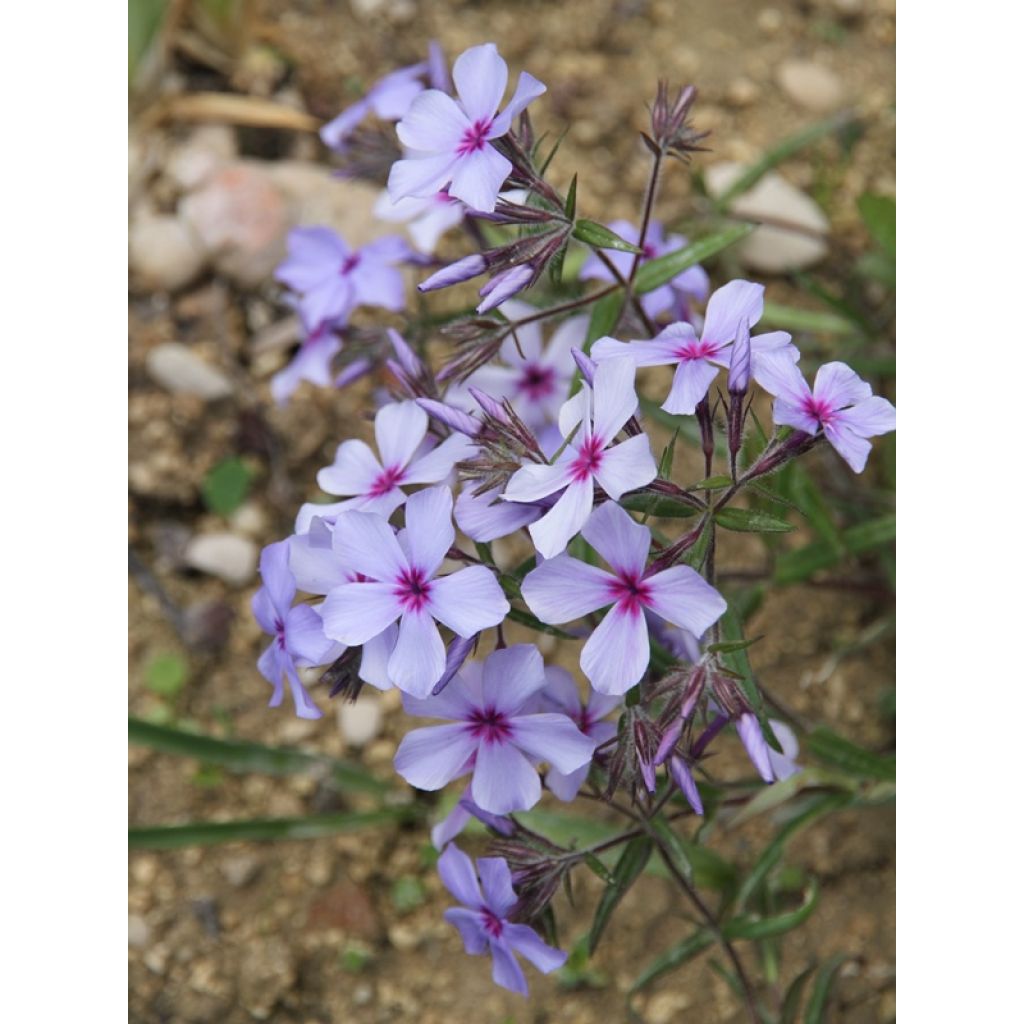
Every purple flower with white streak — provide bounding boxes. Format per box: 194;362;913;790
591;280;799;415
373;189;466;254
320;42;448;152
579;219;709;322
320;487;509;696
756;356;896;473
521;502;726;694
388;43;546;213
275;227;409;332
502;357;657;559
538;667;620;800
393;645;597;813
437;845;567;995
252;541;341;719
296;400;474;531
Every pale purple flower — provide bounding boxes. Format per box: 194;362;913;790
388;43;546;213
320;42;447;152
373;189;466;254
538;667;619;800
437;845;567;995
579;219;709;321
457;300;587;429
393;645;597;812
252;541;341;719
502;357;657;559
454;484;544;543
738;714;774;783
668;756;705;816
521;502;727;694
767;720;801;781
286;517;398;691
431;784;516;849
295;400;474;531
756;356;897;473
270;320;343;406
476;265;534;313
591;280;799;415
275;227;409;331
320;487;510;696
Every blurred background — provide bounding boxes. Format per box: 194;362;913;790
128;1;895;1020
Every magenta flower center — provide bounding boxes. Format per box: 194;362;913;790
369;464;405;497
274;618;287;650
480;907;504;938
801;395;835;427
457;118;493;155
394;567;433;611
607;572;653;616
641;243;657;259
569;435;605;482
467;705;513;745
517;362;556;401
676;338;721;362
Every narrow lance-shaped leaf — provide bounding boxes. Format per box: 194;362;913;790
588;836;654;954
803;954;853;1024
572;218;643;253
630;929;715;993
635;223;755;294
715;507;795;534
804;726;896;781
722;879;820;940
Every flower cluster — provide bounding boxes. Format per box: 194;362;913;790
252;41;896;997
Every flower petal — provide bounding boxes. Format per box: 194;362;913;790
580;602;651;695
373;401;428;472
448;145;512;212
332;510;407;581
358;622;398;690
455;485;542;542
472;741;541;814
490;940;529;995
388;152;460;203
592;356;639;444
443;907;489;955
478;857;518;917
755;350;810;406
403;432;475;484
662;358;720;415
437;842;484;906
396;89;468;151
452;43;508;122
258;540;295;616
274;227;345;291
480;644;547;714
395;723;477;791
510;713;597;774
581;499;651;576
284;604;335;665
504;923;568;974
528;478;594;559
389;610;447;696
317;439;385;498
489;71;547;136
822;419;872;473
521;554;615;623
737;714;774;782
644;565;727;637
320;581;401;645
702;279;764;344
813;362;872;410
838;395;896;437
503;461;573;503
593;433;657;500
429;565;510;636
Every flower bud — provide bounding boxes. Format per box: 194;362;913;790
570;346;597;387
415;398;482;438
418;253;487;293
728;318;751;396
477;265;534;313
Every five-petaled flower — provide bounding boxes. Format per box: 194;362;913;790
252;541;341;719
320;487;509;696
502;357;657;559
591;280;799;415
275;227;409;332
388;43;546;212
393;645;597;812
756;356;896;473
296;400;474;531
522;502;727;694
437;844;567;995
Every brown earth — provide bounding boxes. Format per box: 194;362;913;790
129;1;895;1021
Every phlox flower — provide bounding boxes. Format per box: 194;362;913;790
372;189;466;254
578;219;709;321
320;486;510;696
388;43;546;213
270;319;343;406
438;845;567;995
454;484;544;543
521;502;727;694
737;714;799;783
296;400;474;531
591;280;799;415
538;667;620;800
502;357;657;559
393;644;597;813
430;785;515;849
756;356;896;473
252;541;341;719
275;227;409;332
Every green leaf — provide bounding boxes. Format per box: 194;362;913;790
723;880;820;941
774;513;895;584
856;250;896;287
715;507;794;533
672;836;738;894
564;173;578;221
803;954;852;1024
127;717;389;795
706;637;762;656
619;492;699;519
588;836;653;954
572;219;642;253
717;606;763;719
201;457;253;517
804;726;896;781
128;0;167;84
630;929;714;993
712;113;855;210
649;816;693;883
548;240;568;286
658;429;680;479
144;652;189;698
682;518;714;572
691;475;733;491
635;223;755;295
857;193;896;257
783;464;843;556
128;808;419;849
780;965;816;1024
760;301;858;336
585;291;624;346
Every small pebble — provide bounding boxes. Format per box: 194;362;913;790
777;59;845;113
129;215;206;292
338;696;383;747
145;343;234;401
184;533;258;586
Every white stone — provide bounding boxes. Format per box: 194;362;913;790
165;125;237;192
145;342;234;400
776;59;845;113
129;214;206;292
184;533;258;586
705;162;830;273
128;914;151;948
337;696;382;747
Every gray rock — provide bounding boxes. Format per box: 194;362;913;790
145;342;234;400
220;854;261;888
705;162;829;273
129;214;206;292
184;533;258;586
776;59;845;113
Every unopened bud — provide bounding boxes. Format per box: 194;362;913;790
418;253;486;293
